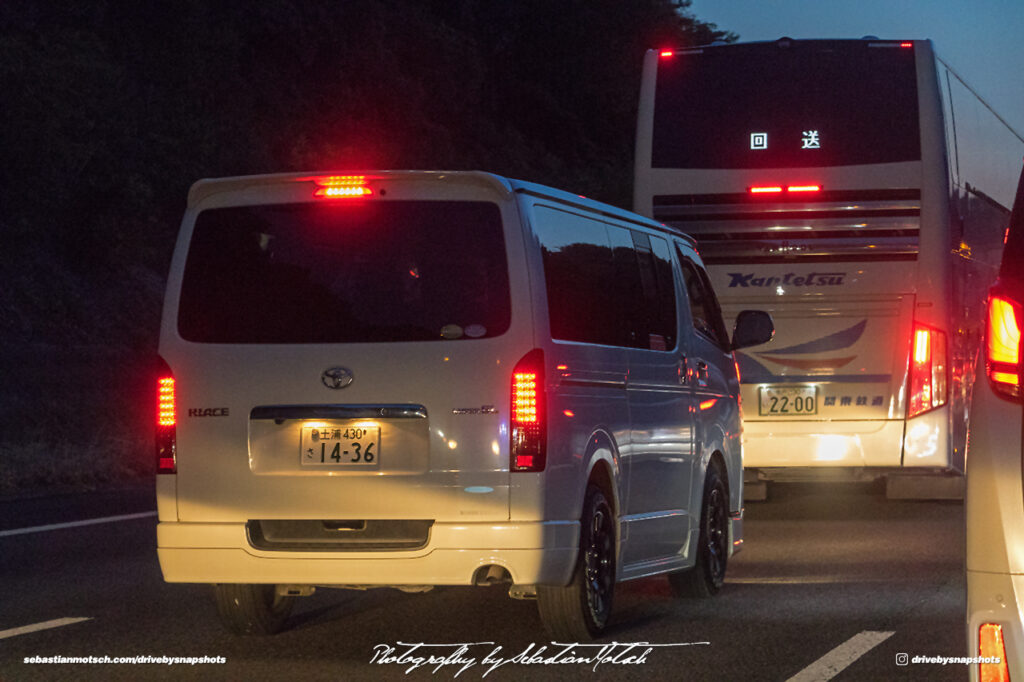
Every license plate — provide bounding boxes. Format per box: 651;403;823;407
758;385;818;416
301;425;380;466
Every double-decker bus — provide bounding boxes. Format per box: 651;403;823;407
634;38;1024;498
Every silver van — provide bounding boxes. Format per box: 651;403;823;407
155;171;773;639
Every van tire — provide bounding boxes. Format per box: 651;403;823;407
668;460;728;598
537;485;615;640
214;584;294;635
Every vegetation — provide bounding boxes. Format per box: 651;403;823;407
0;0;733;494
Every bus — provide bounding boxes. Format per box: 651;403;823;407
634;38;1024;498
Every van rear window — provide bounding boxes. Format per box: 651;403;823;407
178;201;510;343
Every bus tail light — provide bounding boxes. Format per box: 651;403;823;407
156;361;177;475
986;290;1022;399
978;623;1009;682
511;349;545;472
787;184;821;193
908;323;948;418
749;186;783;194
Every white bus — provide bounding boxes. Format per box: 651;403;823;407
634;38;1024;498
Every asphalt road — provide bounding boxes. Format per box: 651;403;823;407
0;482;966;681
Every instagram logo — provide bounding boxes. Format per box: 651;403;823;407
895;653;909;666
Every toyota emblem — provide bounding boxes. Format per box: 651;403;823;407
321;366;354;390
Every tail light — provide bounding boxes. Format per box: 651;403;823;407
156;360;176;474
986;289;1022;399
510;349;545;472
978;623;1010;682
907;323;948;418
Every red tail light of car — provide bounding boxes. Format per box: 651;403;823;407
511;349;545;472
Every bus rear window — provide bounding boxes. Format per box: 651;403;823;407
653;41;921;169
178;201;510;343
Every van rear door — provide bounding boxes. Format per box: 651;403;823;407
162;184;531;524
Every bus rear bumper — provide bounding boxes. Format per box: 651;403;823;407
742;411;952;470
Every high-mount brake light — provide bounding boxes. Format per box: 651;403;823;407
312;175;373;198
900;42;913;48
986;291;1022;399
659;50;675;58
510;349;545;472
787;184;822;193
156;369;177;474
750;186;783;194
978;623;1010;682
908;323;948;418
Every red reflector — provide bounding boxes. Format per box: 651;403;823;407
787;184;821;193
986;291;1022;399
511;349;545;472
312;175;373;198
750;186;783;194
908;323;948;417
978;623;1010;681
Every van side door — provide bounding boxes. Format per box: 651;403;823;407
618;228;696;569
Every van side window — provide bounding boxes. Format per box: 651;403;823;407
630;232;677;351
606;226;646;348
534;207;623;346
677;250;730;350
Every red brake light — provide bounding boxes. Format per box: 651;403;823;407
511;349;545;472
312;175;373;198
659;50;675;58
908;323;948;418
986;291;1022;399
750;186;783;194
156;366;177;474
978;623;1010;682
900;42;913;48
787;184;821;193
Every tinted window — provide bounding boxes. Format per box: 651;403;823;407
178;201;510;343
631;233;678;350
653;40;921;169
535;208;620;346
534;208;675;350
678;251;730;349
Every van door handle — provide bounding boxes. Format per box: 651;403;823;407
696;361;709;387
678;355;689;385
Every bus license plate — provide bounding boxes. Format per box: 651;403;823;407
301;426;380;466
758;385;818;416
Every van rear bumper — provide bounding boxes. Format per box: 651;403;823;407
157;520;579;586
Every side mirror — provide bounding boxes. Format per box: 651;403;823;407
732;310;774;350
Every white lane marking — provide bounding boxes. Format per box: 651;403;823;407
786;630;895;682
0;617;92;640
0;511;157;538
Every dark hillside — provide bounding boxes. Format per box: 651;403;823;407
0;0;733;493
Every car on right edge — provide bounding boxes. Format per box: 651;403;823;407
966;161;1024;678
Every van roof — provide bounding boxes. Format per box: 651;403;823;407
187;170;696;247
